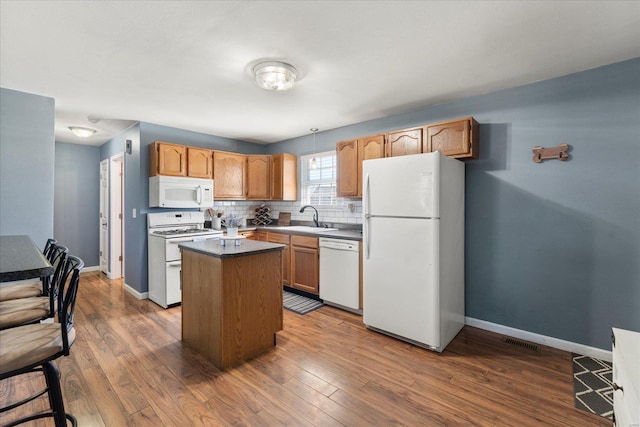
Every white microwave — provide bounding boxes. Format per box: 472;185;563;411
149;176;214;208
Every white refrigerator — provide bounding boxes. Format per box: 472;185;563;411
362;151;465;353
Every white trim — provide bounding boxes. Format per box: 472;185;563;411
99;159;109;275
109;153;124;279
81;265;101;273
124;283;148;300
465;317;612;362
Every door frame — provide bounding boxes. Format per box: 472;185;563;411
109;153;125;279
99;159;109;275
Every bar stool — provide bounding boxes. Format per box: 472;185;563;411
0;255;83;427
0;238;60;302
0;246;68;330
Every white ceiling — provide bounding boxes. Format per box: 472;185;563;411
1;1;639;146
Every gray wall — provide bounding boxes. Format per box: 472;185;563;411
268;58;640;350
54;142;101;266
100;121;264;294
0;88;55;250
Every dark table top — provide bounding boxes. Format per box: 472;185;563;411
0;235;54;283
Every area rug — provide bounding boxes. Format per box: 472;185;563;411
572;353;613;419
283;290;324;315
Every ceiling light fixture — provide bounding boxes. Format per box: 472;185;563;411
253;61;297;91
310;128;319;170
69;126;96;138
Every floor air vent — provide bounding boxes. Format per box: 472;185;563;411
503;337;539;352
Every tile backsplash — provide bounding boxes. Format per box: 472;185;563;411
207;200;363;228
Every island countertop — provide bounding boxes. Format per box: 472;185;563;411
179;239;285;258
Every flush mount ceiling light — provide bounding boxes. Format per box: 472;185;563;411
253;61;298;91
69;126;96;138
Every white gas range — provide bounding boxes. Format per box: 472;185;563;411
147;211;222;308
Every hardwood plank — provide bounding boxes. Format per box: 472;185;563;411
0;272;610;426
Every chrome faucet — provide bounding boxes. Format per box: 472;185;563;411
299;205;319;227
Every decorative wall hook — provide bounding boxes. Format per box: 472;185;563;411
532;144;570;163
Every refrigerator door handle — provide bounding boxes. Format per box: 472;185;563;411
364;173;370;260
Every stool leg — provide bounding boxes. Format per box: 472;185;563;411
42;361;68;427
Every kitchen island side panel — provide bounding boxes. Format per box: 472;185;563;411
181;248;283;370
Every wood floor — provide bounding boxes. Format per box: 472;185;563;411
1;271;610;426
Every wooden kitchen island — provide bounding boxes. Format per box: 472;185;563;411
179;239;285;370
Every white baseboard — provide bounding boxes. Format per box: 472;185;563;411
82;265;100;273
465;317;612;362
124;282;148;300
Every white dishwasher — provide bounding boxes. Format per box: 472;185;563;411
319;238;360;313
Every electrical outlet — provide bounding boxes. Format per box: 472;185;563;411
132;208;137;218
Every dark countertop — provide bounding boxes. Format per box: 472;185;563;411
179;239;285;259
0;235;53;282
238;226;363;241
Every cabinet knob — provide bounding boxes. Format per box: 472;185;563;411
612;382;624;393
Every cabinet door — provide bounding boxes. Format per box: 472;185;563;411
247;155;271;200
291;246;319;294
424;117;479;159
267;232;291;286
150;142;187;176
291;235;319;295
271;153;297;201
336;139;359;197
187;147;213;178
385;128;422;158
239;231;254;239
357;134;385;197
213;151;246;199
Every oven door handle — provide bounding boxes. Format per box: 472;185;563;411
167;261;182;267
168;236;219;244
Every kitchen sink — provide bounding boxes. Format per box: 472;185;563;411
267;226;338;233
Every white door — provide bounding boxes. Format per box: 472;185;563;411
110;154;124;279
363;216;441;348
99;160;109;274
363;153;440;218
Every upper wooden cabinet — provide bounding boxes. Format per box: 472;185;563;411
246;155;271;200
271;153;297;201
336;139;359;197
213;151;246;199
335;117;479;199
424;117;479;159
149;141;187;176
336;134;385;198
385;128;422;158
150;141;295;200
187;147;213;178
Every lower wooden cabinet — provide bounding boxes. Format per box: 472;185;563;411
251;230;268;241
267;232;291;286
238;230;255;239
290;235;319;295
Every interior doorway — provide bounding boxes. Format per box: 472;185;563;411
109;154;124;279
99;160;109;274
